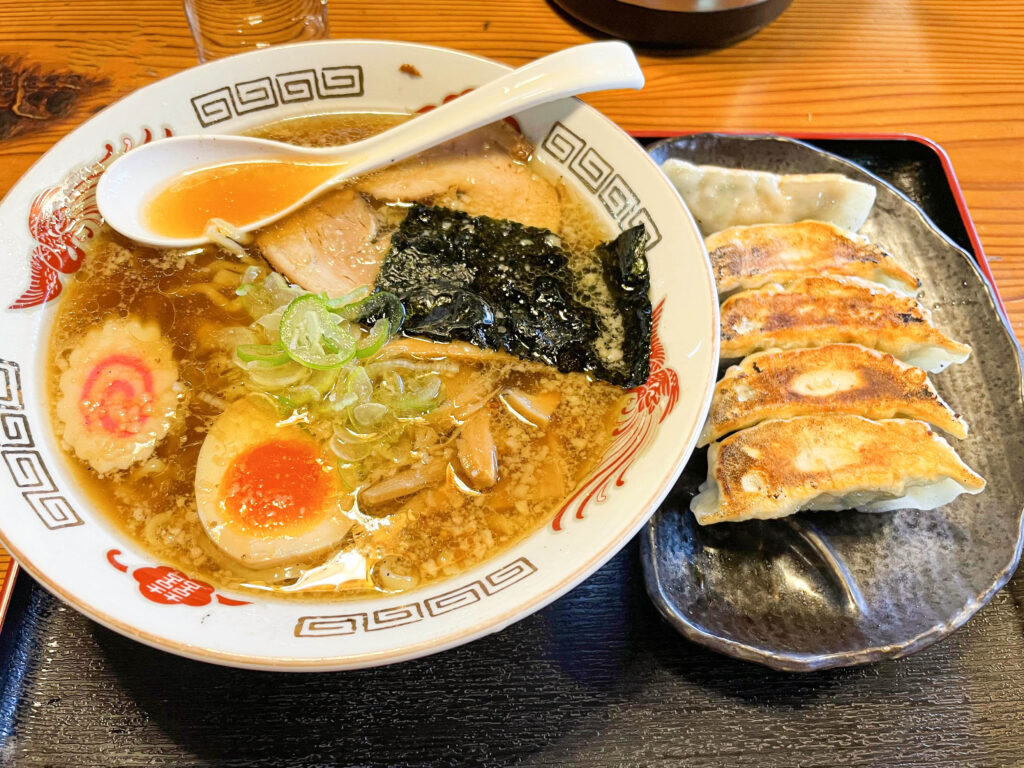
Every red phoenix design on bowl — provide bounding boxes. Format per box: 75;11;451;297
10;127;173;310
552;298;679;531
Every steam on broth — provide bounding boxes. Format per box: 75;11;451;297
48;112;649;599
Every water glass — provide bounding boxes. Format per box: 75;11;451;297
184;0;330;62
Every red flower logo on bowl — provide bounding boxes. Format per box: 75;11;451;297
106;549;251;607
132;566;215;607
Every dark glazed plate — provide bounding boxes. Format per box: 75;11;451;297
550;0;794;48
641;134;1024;671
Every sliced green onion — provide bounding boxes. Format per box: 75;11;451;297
319;313;357;364
332;440;375;463
352;402;390;429
279;294;356;370
264;272;304;308
232;283;443;426
346;366;373;403
254;306;287;341
267;393;299;416
247;361;309;390
322;390;358;414
334;291;405;337
325;285;371;310
235;342;290;366
288;384;322;407
235;284;276;319
380;370;405;398
336;462;364;492
308;367;343;396
395;374;443;415
240;265;263;285
355;318;390;359
332;424;386;445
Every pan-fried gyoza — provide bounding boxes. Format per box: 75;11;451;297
705;220;920;297
699;344;968;446
719;275;971;372
692;415;985;525
668;162;985;526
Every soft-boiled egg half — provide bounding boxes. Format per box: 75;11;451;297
195;396;354;568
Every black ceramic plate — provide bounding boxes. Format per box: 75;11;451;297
641;134;1024;671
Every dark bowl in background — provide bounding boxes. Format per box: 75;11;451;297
550;0;793;48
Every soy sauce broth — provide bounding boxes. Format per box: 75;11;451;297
47;112;629;600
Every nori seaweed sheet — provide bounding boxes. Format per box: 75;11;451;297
375;205;651;387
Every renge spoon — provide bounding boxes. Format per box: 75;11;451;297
96;42;644;249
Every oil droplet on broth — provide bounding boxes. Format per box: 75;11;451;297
273;548;373;592
144;160;340;239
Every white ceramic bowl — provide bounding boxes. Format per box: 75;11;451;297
0;40;718;670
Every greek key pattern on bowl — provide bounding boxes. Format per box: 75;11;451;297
0;359;82;530
539;122;662;249
190;66;364;127
293;557;537;638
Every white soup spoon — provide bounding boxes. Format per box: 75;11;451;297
96;42;644;249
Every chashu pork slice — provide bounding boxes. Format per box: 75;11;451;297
691;415;985;525
377;335;510;363
356;121;562;233
256;123;560;295
256;187;388;296
699;344;967;446
719;275;971;372
706;220;920;297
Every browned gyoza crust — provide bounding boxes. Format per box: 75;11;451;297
706;220;920;296
699;343;968;446
719;275;971;368
695;415;985;524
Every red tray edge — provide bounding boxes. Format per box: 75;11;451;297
0;560;16;630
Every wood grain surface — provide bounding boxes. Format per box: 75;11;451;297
0;0;1021;329
1;4;1023;762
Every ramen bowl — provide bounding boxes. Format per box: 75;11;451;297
0;40;717;670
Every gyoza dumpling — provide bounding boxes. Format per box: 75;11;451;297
720;275;971;372
661;159;876;236
698;344;968;446
691;415;985;525
706;220;920;297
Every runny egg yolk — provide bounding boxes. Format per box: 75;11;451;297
221;439;332;532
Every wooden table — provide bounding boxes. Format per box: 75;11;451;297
1;2;1023;765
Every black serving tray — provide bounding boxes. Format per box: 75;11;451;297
2;136;1023;768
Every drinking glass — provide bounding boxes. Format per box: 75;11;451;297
184;0;330;62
